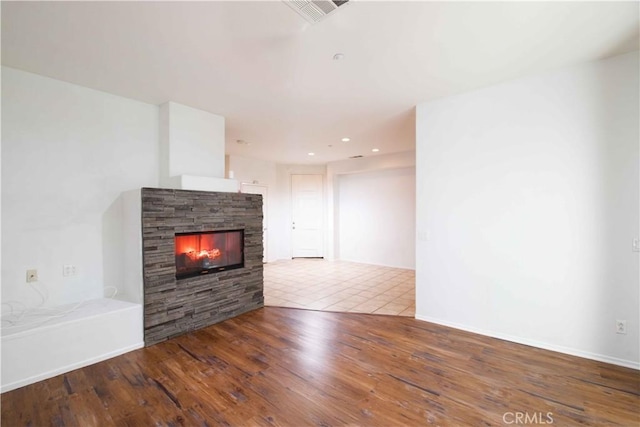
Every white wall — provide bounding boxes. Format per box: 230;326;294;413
416;52;639;368
327;151;416;262
1;67;159;307
227;155;279;262
328;151;416;176
159;101;225;185
227;154;277;193
338;167;416;269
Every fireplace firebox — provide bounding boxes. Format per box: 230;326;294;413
174;229;244;279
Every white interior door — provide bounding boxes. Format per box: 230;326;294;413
291;174;323;258
241;183;268;262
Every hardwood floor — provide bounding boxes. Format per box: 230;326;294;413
2;307;638;426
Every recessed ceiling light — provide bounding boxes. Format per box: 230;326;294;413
341;137;350;142
308;152;315;156
372;148;380;152
333;53;345;61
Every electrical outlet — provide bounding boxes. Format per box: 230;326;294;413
26;269;38;283
633;238;640;253
63;265;77;277
616;320;627;335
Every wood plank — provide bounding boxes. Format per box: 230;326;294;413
2;307;638;426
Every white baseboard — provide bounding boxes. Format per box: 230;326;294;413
335;257;416;271
415;314;640;371
1;342;144;393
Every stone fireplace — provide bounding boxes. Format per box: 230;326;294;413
141;187;264;346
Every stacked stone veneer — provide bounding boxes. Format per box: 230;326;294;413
141;187;264;346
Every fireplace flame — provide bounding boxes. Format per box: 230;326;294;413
174;230;244;278
186;248;222;260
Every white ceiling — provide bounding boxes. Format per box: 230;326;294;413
2;1;638;165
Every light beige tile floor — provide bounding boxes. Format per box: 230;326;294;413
264;259;415;317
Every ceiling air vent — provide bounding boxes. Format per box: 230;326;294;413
349;155;363;159
283;0;350;24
